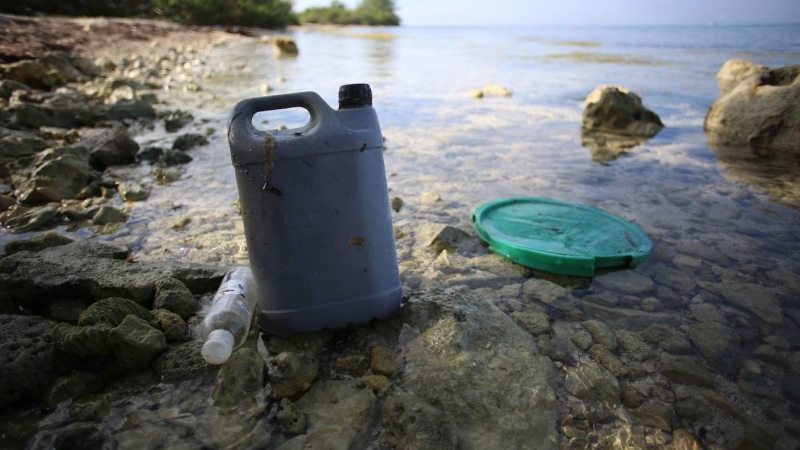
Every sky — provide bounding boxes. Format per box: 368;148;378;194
292;0;800;26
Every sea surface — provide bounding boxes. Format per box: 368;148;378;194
8;24;800;449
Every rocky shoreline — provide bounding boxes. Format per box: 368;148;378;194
1;14;799;450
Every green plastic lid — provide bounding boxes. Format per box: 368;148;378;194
472;197;652;277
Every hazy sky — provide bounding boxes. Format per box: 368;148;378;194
293;0;800;26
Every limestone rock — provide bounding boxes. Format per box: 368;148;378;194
565;361;620;405
268;351;319;399
631;400;671;431
53;323;112;357
522;278;577;310
0;315;63;407
280;381;377;450
149;309;189;343
15;146;90;204
571;330;594;351
213;347;265;410
589;344;629;378
417;223;471;254
594;270;653;295
383;393;457;450
363;374;391;396
396;286;557;449
116;181;151;202
3;232;73;255
1;204;59;233
698;281;783;325
41;370;103;410
77;297;150;327
91;206;127;225
582;319;617;351
43;297;88;324
172;133;208;151
470;84;512;98
690;321;742;376
276;398;306;435
641;324;692;354
78;128;140;170
107;316;167;368
716;59;769;96
152;341;213;381
370;345;400;376
13;103;98;129
0;59;65;90
582;85;664;137
659;355;716;389
511;310;551;335
153;277;199;319
705;61;800;154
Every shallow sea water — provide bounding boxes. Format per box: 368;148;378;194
5;25;800;449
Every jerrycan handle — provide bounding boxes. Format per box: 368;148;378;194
227;92;339;159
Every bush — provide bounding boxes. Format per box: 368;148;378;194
152;0;297;27
299;0;399;26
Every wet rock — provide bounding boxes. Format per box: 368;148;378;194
78;297;151;326
107;315;167;368
0;131;50;162
152;341;213;381
470;84;513;98
0;194;14;212
53;323;112;357
43;297;88;324
690;321;742;376
522;278;577;310
631;400;671;431
653;267;696;292
279;381;376;450
15;146;90;204
673;429;703;450
4;241;223;306
594;270;653;295
277;398;306;434
565;361;620;404
397;287;556;448
149;309;189;343
582;319;617;351
598;424;646;449
163;148;193;165
659;355;716;389
91;206;127;225
706;61;800;154
783;373;800;404
334;354;369;376
383;393;457;450
582;302;680;331
0;59;65;90
391;196;403;212
537;335;569;363
641;324;692;354
68;56;101;77
153;277;199;319
107;99;156;121
674;397;710;421
116;181;150;201
0;80;32;101
689;302;725;323
363;374;391;396
163;110;193;132
213;347;265;410
0;315;62;407
655;285;683;308
510;310;551;335
3;231;73;255
136;146;164;161
699;281;783;325
583;292;618;307
172;133;208;151
41;370;103;410
267;351;319;399
582;85;664;137
77;128;140;170
417;223;470;254
571;329;594;351
371;346;400;376
1;204;58;233
589;344;629;378
13;103;98;129
271;37;299;56
752;344;784;366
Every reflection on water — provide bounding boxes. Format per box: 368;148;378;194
581;130;651;165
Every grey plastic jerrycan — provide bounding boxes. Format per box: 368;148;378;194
227;84;402;334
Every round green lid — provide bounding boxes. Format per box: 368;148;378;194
472;197;652;277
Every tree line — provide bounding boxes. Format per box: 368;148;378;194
0;0;400;28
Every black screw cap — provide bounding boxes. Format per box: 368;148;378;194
338;84;372;109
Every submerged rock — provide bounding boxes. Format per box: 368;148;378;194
470;84;512;98
41;370;104;410
582;85;664;137
690;321;742;376
152;341;213;381
395;286;557;449
705;60;800;154
0;315;63;408
91;206;127;225
0;204;58;233
698;280;783;325
267;350;319;399
564;361;620;405
116;181;151;201
3;231;73;255
163;148;193;165
15;146;91;204
213;347;265;410
276;398;306;434
383;393;458;450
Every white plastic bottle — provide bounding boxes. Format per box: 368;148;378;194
201;267;257;364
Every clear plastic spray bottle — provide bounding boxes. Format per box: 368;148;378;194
201;267;257;364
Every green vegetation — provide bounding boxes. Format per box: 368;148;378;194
1;0;297;28
299;0;400;26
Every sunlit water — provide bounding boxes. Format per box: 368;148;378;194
4;25;800;449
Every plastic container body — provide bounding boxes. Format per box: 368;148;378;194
227;88;402;334
201;267;257;363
